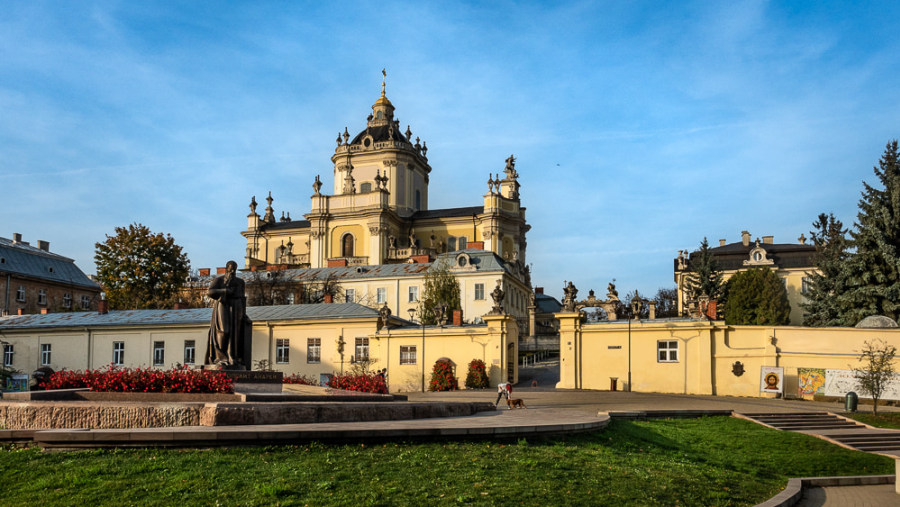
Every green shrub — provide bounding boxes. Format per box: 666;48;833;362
428;359;458;391
464;359;489;389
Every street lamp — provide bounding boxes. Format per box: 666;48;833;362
407;308;426;392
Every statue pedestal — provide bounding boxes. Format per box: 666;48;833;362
205;367;284;394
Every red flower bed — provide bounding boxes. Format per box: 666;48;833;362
465;359;489;389
40;365;234;394
326;373;387;394
283;373;319;386
429;359;459;391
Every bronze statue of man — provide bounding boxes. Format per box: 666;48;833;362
205;260;252;368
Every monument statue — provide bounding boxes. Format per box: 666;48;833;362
489;279;505;314
205;260;252;368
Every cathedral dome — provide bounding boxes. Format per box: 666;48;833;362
350;124;409;146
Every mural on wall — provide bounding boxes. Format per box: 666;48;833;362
797;368;827;397
759;366;784;394
824;369;900;400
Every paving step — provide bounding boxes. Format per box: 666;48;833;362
739;412;866;431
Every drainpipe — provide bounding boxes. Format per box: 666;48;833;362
267;322;274;366
85;328;93;369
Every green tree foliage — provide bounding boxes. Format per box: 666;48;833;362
839;141;900;324
417;262;461;325
852;339;897;415
428;359;459;391
94;223;190;310
464;359;489;389
653;287;679;318
801;213;850;326
723;268;791;325
685;238;724;301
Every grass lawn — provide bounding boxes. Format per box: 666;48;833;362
0;416;892;506
844;411;900;429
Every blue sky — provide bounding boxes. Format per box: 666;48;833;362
2;1;898;302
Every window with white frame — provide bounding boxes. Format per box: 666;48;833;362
474;283;485;300
657;341;679;362
37;289;47;306
63;293;72;309
3;344;13;367
184;340;196;365
345;289;355;303
408;286;418;302
276;339;290;364
448;237;457;252
15;286;25;302
400;345;417;365
376;287;387;304
41;343;51;366
286;292;295;304
153;341;165;366
801;277;811;294
457;236;467;250
307;338;321;363
355;337;369;362
113;341;125;366
81;295;91;309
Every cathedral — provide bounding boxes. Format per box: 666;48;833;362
239;76;533;324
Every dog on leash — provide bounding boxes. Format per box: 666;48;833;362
507;398;527;409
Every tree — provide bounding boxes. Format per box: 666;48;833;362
852;339;897;415
464;359;489;389
94;223;190;310
417;262;461;325
723;268;791;325
801;213;850;326
428;359;459;391
685;237;724;301
838;140;900;324
653;287;679;318
246;269;297;306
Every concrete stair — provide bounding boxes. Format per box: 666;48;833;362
821;432;900;452
740;412;865;431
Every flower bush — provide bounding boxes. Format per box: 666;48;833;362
40;365;234;393
283;373;319;386
326;373;387;394
464;359;489;389
429;359;458;391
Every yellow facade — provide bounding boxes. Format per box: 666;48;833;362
556;312;900;397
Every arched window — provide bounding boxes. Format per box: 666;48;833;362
415;190;421;210
342;234;355;258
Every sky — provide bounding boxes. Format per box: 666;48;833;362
2;1;899;303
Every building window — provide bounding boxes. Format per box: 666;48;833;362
62;293;72;309
307;338;321;364
376;287;387;304
345;289;355;303
342;234;354;258
415;190;421;210
657;341;679;362
408;286;419;303
400;345;417;365
286;292;295;305
3;344;13;367
81;295;91;309
276;338;290;364
113;341;125;366
153;341;165;366
38;289;47;306
41;344;51;366
457;236;467;250
16;286;25;302
355;337;369;362
474;283;485;300
802;277;811;294
360;182;372;193
184;340;196;365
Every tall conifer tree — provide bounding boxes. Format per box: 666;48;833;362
801;213;849;326
685;237;724;301
839;141;900;324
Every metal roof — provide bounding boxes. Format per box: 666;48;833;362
0;237;100;290
0;303;380;331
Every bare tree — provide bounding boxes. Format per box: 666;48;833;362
853;338;898;415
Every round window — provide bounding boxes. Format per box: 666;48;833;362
364;138;371;147
458;256;467;267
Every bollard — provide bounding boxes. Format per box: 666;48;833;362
845;391;858;412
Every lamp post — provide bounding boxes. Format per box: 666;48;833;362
407;308;426;392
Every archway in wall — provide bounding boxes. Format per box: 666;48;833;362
342;234;354;258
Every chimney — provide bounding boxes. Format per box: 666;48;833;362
719;239;726;247
466;241;484;250
173;301;188;310
17;308;24;315
741;231;751;247
40;308;49;315
324;293;333;304
452;309;463;326
98;293;109;315
37;240;50;251
216;267;227;275
12;233;21;243
535;287;544;295
762;235;774;244
199;268;210;277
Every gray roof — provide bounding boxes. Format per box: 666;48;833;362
0;303;380;331
0;237;100;290
535;293;562;314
